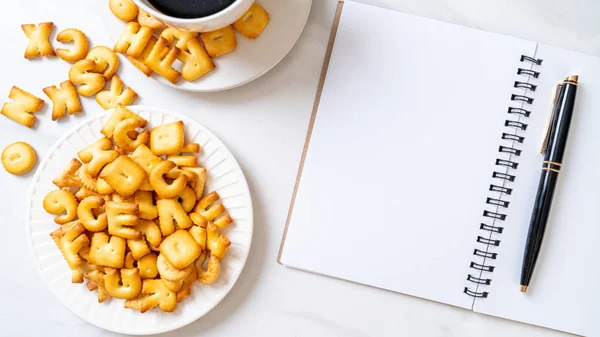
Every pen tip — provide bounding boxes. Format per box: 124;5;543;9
520;285;528;293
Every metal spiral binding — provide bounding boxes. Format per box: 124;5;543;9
464;54;542;299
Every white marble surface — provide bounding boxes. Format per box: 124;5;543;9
1;0;598;336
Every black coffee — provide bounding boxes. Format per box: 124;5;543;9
147;0;237;19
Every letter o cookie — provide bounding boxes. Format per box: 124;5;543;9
1;141;36;175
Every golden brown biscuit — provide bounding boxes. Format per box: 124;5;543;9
43;81;82;120
100;155;147;197
188;225;207;251
88;232;126;268
159;230;201;269
162;278;184;292
233;3;270;39
1;141;36;175
128;36;157;77
157;198;193;236
200;26;237;58
77;137;119;178
114;22;153;58
75;187;103;201
134;219;162;251
134;191;158;220
56;28;89;63
105;268;142;299
78;196;108;232
206;221;230;260
175;269;197;302
156;253;194;282
138;279;177;312
58;223;89;270
182;167;206;199
190;191;232;229
181;143;200;154
150;121;184;156
97;177;115;194
195;253;220;285
106;201;142;239
43;189;79;224
112;118;149;151
53;158;82;188
179;39;215;81
96;75;138;110
143;37;181;84
21;22;55;58
109;0;138;22
101;104;146;138
129;144;161;191
177;186;197;213
69;59;106;96
137;9;164;29
164;155;197;181
124;251;136;269
1;86;44;128
150;160;188;199
127;237;151;260
160;27;198;51
86;46;120;80
84;269;111;303
138;253;158;279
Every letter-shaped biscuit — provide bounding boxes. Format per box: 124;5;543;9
134;191;158;220
137;9;164;29
86;46;120;80
164;155;197;182
43;189;78;224
179;39;215;81
150;121;184;156
143;37;181;84
127;237;151;260
151;161;187;199
156;253;194;282
134;219;162;251
157;198;192;236
84;269;111;303
109;0;138;22
177;186;196;213
106;201;142;239
195;253;220;285
206;221;231;260
56;28;89;63
183;167;206;199
101;155;147;197
139;253;159;279
160;27;198;52
53;158;82;188
1;86;44;128
43;81;82;120
77;137;119;178
199;26;237;58
190;191;232;229
159;230;201;269
105;268;142;299
100;104;146;138
139;279;177;313
114;22;153;58
181;142;201;153
58;223;89;270
175;270;197;302
69;59;106;96
127;36;157;77
78;196;108;232
96;75;138;110
88;232;126;268
21;22;55;58
188;225;207;251
112;118;149;151
1;141;36;175
233;3;270;39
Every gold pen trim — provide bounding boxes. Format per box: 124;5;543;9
543;161;562;167
542;167;561;173
541;84;563;154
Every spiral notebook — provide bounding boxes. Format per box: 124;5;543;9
278;1;600;335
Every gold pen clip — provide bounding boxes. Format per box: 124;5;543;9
541;83;563;154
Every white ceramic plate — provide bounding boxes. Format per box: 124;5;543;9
25;106;254;335
99;0;313;92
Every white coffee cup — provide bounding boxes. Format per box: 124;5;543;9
131;0;254;32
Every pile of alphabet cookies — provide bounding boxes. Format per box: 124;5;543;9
44;104;233;313
0;0;269;175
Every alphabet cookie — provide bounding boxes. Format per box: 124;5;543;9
43;189;79;224
56;28;89;63
22;22;55;58
86;46;120;80
96;76;138;110
1;141;36;175
233;3;270;39
109;0;138;22
43;81;82;120
1;86;44;128
69;59;106;96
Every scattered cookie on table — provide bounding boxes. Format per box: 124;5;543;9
109;0;138;22
1;86;44;128
56;28;89;63
21;22;55;58
86;46;120;80
69;59;106;96
96;75;138;109
43;80;82;120
1;141;36;175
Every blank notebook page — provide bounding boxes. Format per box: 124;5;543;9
474;44;600;337
279;1;535;309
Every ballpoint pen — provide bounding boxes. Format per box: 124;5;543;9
520;75;579;292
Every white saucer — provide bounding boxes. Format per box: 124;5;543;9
99;0;313;92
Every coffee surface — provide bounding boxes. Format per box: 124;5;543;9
147;0;237;19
